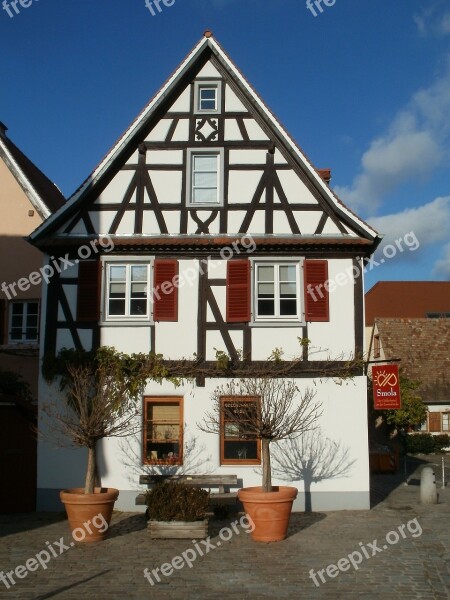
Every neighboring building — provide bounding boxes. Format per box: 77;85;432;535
30;33;381;512
0;122;65;512
368;318;450;433
365;281;450;353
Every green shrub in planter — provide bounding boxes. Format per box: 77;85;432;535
145;482;209;522
406;433;438;454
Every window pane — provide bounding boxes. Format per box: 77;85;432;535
201;89;216;100
130;299;147;315
26;328;38;341
280;282;297;296
199;88;217;110
109;299;126;315
194;155;217;171
257;266;274;282
110;283;126;297
110;266;126;281
146;402;181;463
27;302;39;314
131;283;147;297
12;304;23;316
26;315;38;327
193;188;217;203
131;265;147;282
280;299;297;316
258;283;274;296
194;172;217;187
279;266;296;281
224;441;258;460
10;328;22;340
258;299;275;316
11;316;22;327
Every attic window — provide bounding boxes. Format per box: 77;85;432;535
194;81;222;114
187;149;224;206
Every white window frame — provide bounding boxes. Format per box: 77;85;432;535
251;260;305;326
194;80;222;114
186;148;224;207
101;256;153;325
8;300;39;344
442;413;450;432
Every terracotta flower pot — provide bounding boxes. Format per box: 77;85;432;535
60;487;119;543
238;486;298;543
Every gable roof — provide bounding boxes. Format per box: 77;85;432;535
375;318;450;402
29;32;380;246
0;123;65;219
365;281;450;326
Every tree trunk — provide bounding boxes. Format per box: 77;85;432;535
262;438;272;492
85;445;97;495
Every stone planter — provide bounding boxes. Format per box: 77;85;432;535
148;519;208;539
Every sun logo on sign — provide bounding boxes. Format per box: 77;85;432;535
374;370;398;389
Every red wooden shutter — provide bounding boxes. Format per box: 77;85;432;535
226;260;250;323
304;260;329;322
77;260;101;322
153;259;178;322
0;299;6;344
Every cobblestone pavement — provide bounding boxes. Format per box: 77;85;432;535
1;456;449;600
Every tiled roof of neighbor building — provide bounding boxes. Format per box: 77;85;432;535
0;122;65;217
375;318;450;402
365;281;450;326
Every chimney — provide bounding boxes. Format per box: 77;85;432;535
318;169;331;185
0;122;8;137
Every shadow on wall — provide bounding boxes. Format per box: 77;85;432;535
271;429;356;512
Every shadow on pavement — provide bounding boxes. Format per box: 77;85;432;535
34;570;113;599
0;512;67;538
370;454;438;508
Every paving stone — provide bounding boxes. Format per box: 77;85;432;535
0;456;449;599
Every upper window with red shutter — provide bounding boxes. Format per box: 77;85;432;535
303;259;329;322
153;259;178;322
102;259;151;322
253;262;302;323
226;260;250;323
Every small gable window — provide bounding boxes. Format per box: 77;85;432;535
187;149;224;206
199;87;217;111
194;80;221;113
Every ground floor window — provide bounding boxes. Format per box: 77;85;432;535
9;300;39;343
143;397;183;465
220;396;261;465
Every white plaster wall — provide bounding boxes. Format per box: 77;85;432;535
277;170;318;204
150;171;182;203
307;258;356;359
196;61;221;78
225;87;247;112
37;375;369;511
168;87;191;112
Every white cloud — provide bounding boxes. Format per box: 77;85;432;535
433;243;450;277
414;4;450;37
368;196;450;247
367;197;450;275
335;62;450;213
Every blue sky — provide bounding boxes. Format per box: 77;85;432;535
1;0;449;289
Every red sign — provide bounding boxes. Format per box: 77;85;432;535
372;365;401;410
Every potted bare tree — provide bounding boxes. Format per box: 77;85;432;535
42;347;151;542
198;377;322;542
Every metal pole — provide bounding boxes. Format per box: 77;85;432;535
442;456;445;489
404;453;408;485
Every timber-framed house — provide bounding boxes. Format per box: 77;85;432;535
30;32;381;511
